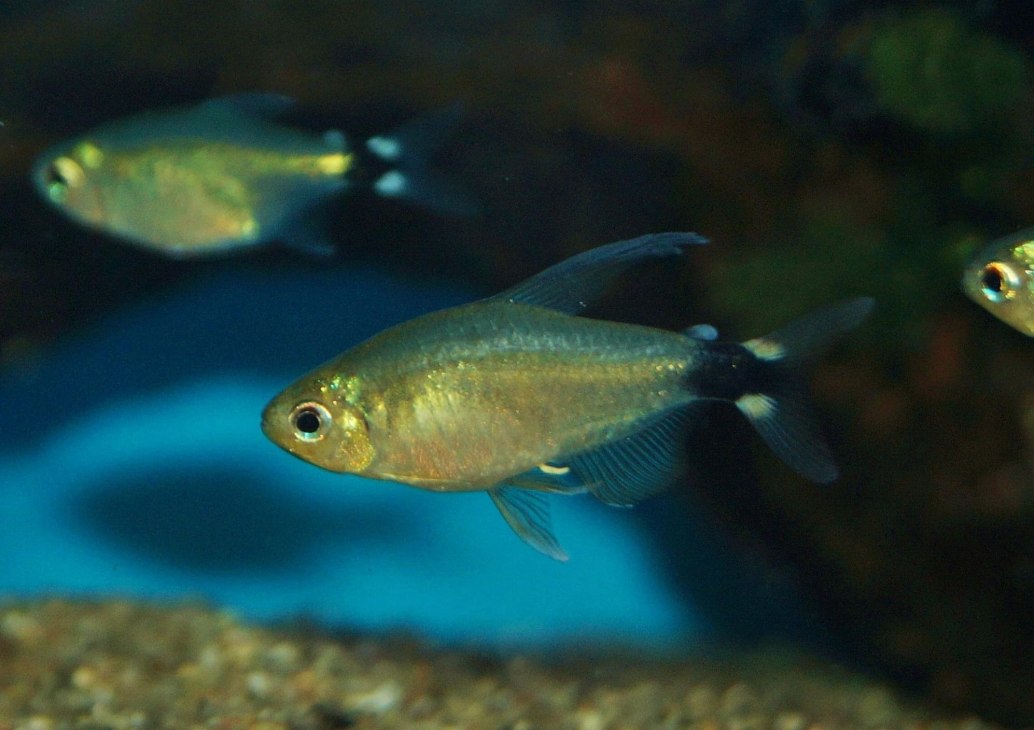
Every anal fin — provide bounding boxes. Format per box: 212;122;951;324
570;407;693;506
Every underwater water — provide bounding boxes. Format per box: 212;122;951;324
0;264;781;648
2;0;1034;727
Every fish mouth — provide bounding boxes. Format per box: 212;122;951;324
960;268;983;303
259;400;280;441
30;156;57;201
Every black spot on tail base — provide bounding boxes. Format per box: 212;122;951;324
684;342;773;402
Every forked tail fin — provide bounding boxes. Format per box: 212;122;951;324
363;103;480;216
736;297;874;483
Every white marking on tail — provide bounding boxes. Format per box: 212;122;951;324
374;170;407;197
744;337;785;362
367;135;402;161
736;393;777;420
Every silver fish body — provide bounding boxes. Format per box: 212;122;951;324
266;301;701;492
262;233;874;559
32;95;469;257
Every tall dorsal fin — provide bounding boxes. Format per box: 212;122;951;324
201;93;297;119
488;232;708;314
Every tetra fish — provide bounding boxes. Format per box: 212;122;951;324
962;227;1034;336
262;233;873;559
31;94;472;257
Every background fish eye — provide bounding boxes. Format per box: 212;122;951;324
290;401;331;440
980;263;1015;302
45;163;67;188
44;157;83;200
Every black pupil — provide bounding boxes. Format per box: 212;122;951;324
981;266;1004;294
47;164;66;186
295;408;322;434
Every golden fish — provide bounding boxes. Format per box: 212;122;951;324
962;227;1034;336
32;95;470;257
262;233;873;559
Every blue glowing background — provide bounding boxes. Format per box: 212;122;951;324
0;264;819;648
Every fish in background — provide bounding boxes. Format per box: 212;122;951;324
262;233;874;560
962;227;1034;336
31;94;475;257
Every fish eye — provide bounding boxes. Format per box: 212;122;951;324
980;263;1018;303
290;401;332;441
42;157;84;200
44;163;67;188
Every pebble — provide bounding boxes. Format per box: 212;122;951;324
0;599;1002;729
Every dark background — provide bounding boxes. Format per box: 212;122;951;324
2;1;1033;724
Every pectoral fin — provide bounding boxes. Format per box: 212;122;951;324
488;486;568;561
488;232;708;314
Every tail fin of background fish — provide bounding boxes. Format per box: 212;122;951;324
362;103;480;216
736;297;874;483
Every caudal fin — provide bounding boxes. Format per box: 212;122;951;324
736;297;874;483
364;103;480;216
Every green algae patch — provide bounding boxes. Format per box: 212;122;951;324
864;9;1029;137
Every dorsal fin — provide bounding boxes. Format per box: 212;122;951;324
201;93;297;119
488;232;708;314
